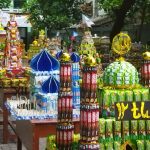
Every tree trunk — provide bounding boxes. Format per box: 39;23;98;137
110;0;136;42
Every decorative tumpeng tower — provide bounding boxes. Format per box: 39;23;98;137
5;14;23;73
79;55;99;150
56;52;74;149
141;51;150;88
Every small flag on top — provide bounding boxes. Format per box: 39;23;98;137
82;14;94;27
72;31;78;37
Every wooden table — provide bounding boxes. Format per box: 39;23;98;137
16;119;80;150
2;87;29;143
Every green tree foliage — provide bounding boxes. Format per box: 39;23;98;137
98;0;150;41
0;0;11;9
23;0;84;31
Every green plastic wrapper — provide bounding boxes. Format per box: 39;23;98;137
46;134;56;150
114;141;121;150
105;142;113;150
138;120;146;140
137;140;145;150
122;121;130;141
99;118;106;142
117;90;125;102
124;90;133;102
141;89;149;101
103;90;111;106
110;90;118;104
114;121;122;141
99;143;105;150
105;119;114;142
145;140;150;150
146;120;150;140
102;90;111;117
110;90;118;117
133;89;141;101
130;120;138;140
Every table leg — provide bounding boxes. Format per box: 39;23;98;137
3;104;8;143
32;127;39;150
17;137;22;150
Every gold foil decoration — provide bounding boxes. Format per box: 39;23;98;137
115;56;125;62
112;32;131;56
143;51;150;60
84;55;96;67
60;52;70;62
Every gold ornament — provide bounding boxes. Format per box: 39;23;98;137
112;32;131;55
143;51;150;60
32;40;38;46
0;22;4;30
115;56;125;62
39;29;45;35
84;55;96;67
60;52;70;62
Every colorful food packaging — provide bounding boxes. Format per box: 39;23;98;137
114;120;121;141
99;118;106;142
113;141;121;150
110;90;118;117
133;89;141;101
46;134;56;150
117;90;125;102
102;90;111;106
80;103;99;142
145;140;150;150
138;120;146;140
130;120;138;140
141;88;149;101
137;140;145;150
79;142;100;150
146;120;150;139
105;119;114;141
105;142;113;150
122;121;130;140
124;90;133;102
56;124;74;149
102;90;111;117
99;143;105;150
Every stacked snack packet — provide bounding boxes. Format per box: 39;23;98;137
56;52;74;149
0;14;29;87
141;51;150;88
46;134;80;150
79;55;99;150
99;33;150;149
71;53;80;117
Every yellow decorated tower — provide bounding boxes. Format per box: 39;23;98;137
98;33;150;149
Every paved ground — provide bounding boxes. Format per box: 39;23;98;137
0;117;46;150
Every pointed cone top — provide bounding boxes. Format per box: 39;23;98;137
41;75;59;93
56;50;63;59
30;49;59;71
71;52;80;62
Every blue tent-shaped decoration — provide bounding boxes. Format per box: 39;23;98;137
41;75;59;93
56;50;63;59
71;52;80;63
30;49;60;71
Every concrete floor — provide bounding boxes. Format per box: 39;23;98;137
0;118;47;150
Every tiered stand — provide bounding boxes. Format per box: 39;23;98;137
79;56;99;149
56;53;74;149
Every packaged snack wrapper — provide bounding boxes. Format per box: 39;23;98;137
99;118;106;142
138;120;146;140
130;120;138;140
137;140;145;150
114;141;121;150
